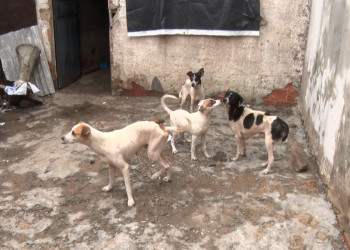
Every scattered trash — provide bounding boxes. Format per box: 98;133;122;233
5;80;40;95
167;135;172;142
0;122;4;126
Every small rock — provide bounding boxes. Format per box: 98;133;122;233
286;136;311;172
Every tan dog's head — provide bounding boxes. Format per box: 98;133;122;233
62;122;91;144
198;98;222;113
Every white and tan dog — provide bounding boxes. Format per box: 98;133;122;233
61;120;188;206
161;94;222;161
179;68;205;113
222;91;289;174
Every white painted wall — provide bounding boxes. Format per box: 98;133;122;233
300;0;350;233
110;0;311;101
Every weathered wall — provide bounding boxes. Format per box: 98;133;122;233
35;0;57;88
110;0;310;102
299;0;350;235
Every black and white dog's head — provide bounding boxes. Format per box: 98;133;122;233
187;68;204;88
221;91;245;122
222;91;243;109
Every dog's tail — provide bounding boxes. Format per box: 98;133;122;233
164;113;192;133
161;94;178;115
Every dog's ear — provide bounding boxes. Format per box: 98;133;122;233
198;68;204;76
239;95;243;104
74;123;91;136
198;100;206;112
81;125;91;136
187;71;193;77
151;118;165;124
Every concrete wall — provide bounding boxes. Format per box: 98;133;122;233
35;0;57;88
299;0;350;234
110;0;311;102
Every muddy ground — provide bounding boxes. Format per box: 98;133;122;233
0;70;347;249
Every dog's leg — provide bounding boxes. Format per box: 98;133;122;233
151;154;171;182
102;164;116;192
201;133;212;159
171;132;178;154
262;136;274;174
232;134;244;161
241;137;247;156
191;134;199;160
190;99;194;113
180;93;188;110
119;162;134;206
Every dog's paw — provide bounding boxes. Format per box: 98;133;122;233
163;176;171;182
102;186;112;192
262;169;269;175
205;154;212;159
172;149;178;154
191;156;197;161
128;199;135;207
151;172;160;180
231;156;239;161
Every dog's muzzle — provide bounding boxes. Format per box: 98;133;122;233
61;135;68;144
191;83;196;87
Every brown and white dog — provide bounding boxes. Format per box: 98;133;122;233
179;68;205;113
61;120;189;206
161;94;222;161
222;91;289;174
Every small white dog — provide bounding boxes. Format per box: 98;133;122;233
161;94;222;160
222;91;289;174
179;68;205;113
61;120;188;206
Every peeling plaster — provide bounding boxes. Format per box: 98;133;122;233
305;59;344;165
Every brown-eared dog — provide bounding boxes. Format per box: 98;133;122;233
61;119;189;207
161;94;222;161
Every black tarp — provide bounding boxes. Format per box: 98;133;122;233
126;0;260;37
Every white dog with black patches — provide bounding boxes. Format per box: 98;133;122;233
61;119;189;207
161;94;222;161
179;68;205;113
222;91;289;174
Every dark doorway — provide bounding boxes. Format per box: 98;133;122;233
53;0;110;90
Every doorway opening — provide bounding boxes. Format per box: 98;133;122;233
53;0;110;91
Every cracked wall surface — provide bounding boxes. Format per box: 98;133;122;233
299;0;350;236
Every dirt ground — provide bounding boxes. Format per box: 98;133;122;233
0;70;347;249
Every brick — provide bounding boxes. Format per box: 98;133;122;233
263;100;275;106
212;91;226;100
249;98;257;104
287;91;299;102
284;82;294;91
121;82;163;97
269;89;288;102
